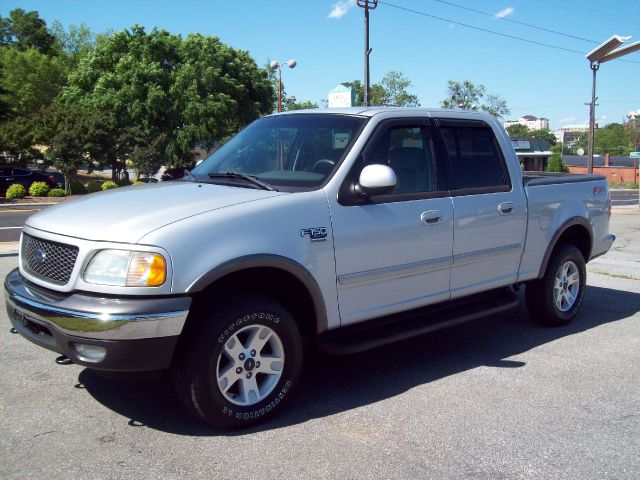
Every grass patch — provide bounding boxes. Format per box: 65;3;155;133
591;270;638;281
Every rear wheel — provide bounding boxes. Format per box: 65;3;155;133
172;295;303;428
526;244;586;326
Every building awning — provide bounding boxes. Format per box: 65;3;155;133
516;151;552;157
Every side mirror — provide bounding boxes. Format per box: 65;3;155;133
354;164;397;196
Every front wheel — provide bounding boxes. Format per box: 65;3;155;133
526;244;586;326
172;295;303;428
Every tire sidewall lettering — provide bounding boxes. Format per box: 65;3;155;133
217;312;280;345
225;379;293;421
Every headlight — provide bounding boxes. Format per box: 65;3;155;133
84;250;167;287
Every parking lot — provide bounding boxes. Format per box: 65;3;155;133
1;210;638;480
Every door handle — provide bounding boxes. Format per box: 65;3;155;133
498;202;514;215
421;210;442;226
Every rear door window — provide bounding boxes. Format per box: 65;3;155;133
438;123;510;192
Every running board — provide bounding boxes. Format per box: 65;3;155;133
317;289;519;355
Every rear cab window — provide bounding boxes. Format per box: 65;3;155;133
435;119;511;195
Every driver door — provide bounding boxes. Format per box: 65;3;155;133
329;121;454;326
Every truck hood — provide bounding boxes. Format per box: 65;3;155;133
26;182;285;243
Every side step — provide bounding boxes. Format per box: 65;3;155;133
317;288;519;355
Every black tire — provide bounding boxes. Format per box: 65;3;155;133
526;244;586;326
172;295;303;429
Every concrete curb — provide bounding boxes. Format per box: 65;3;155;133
0;242;18;255
0;202;56;207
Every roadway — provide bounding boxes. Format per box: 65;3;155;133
610;188;639;207
0;204;49;243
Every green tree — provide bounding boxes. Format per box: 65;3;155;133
377;70;419;107
49;21;96;69
573;123;634;156
170;33;272;162
531;128;557;146
340;79;386;106
545;145;569;173
0;47;67;159
43;99;92;193
341;70;419;107
441;80;509;118
283;96;319;111
482;94;509;118
0;8;57;55
505;124;532;137
60;26;273;178
0;86;13;121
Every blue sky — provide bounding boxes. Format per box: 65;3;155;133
2;0;639;130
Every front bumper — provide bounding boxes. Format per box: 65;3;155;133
4;268;191;371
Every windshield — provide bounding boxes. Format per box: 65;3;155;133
191;114;367;191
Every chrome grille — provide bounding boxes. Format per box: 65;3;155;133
21;233;79;285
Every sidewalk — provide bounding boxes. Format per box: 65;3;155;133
0;242;18;255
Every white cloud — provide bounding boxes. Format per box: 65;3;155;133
495;7;514;18
328;0;355;19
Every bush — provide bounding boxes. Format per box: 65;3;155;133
5;184;26;199
29;181;50;197
48;188;66;197
69;179;87;195
545;151;569;173
86;180;102;193
101;180;118;190
133;180;145;185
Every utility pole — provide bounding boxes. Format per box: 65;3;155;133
587;61;599;174
357;1;378;106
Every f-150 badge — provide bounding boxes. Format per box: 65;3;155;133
300;227;327;242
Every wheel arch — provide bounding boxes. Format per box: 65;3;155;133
537;217;593;279
186;254;328;336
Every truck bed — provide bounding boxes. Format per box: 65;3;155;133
523;171;606;186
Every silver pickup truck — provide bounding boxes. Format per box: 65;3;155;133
5;107;614;428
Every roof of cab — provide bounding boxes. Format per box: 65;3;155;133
275;106;494;120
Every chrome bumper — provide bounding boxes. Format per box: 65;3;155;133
5;268;190;341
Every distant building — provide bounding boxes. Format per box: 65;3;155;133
564;154;638;184
504;115;550;131
554;124;595;144
510;137;552;171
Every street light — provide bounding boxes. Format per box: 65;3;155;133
585;35;640;173
270;59;297;113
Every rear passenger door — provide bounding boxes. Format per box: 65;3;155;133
434;119;526;299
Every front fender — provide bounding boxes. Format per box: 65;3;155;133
186;254;328;333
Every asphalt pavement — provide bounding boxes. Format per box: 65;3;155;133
609;188;639;207
0;211;638;480
0;204;50;242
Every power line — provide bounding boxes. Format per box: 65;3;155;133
378;1;640;64
428;0;599;44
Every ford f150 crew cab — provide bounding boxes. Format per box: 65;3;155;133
5;107;614;428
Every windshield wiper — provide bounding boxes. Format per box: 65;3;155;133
207;172;277;191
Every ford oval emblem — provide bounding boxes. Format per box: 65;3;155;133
31;249;47;264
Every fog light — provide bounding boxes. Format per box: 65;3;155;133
73;343;107;363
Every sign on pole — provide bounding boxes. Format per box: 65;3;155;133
328;85;355;108
630;151;640;158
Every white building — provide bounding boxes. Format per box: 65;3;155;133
554;124;594;144
504;115;550;131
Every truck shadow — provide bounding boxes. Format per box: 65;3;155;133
78;285;639;436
